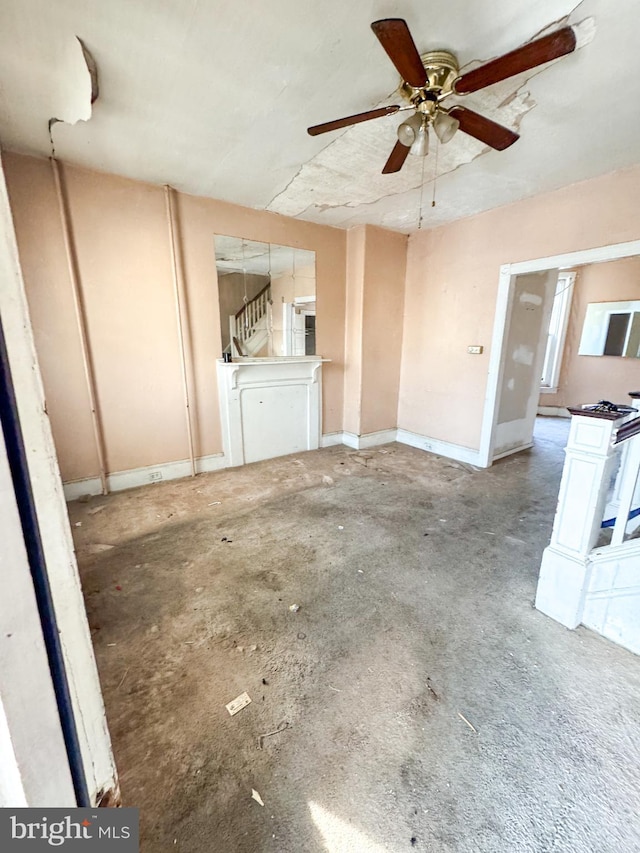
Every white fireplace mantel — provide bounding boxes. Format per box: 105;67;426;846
216;356;327;467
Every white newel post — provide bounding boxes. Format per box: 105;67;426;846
605;392;640;527
535;409;629;629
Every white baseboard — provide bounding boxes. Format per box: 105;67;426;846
322;430;397;450
396;429;483;467
491;442;534;461
357;429;398;449
63;453;226;501
538;406;571;418
321;433;345;448
324;428;483;465
341;429;397;450
65;428;483;501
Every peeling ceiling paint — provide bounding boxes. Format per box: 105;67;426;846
267;80;536;220
49;37;99;150
0;0;636;232
268;17;595;228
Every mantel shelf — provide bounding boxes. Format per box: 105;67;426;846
217;356;330;366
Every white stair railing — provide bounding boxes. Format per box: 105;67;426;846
231;284;271;356
536;398;640;654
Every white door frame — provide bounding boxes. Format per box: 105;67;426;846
0;153;117;804
479;239;640;468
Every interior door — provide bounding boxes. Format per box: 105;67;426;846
491;269;558;461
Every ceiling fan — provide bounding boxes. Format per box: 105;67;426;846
307;18;577;174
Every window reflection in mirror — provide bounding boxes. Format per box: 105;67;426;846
579;300;640;358
214;236;316;358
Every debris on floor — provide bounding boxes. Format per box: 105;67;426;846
457;711;477;733
288;604;300;613
257;721;290;750
349;451;375;467
225;692;252;716
76;423;640;852
88;505;107;515
87;543;114;554
251;789;265;807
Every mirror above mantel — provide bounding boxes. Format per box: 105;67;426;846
579;300;640;358
214;235;316;358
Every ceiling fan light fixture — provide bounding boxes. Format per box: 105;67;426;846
409;123;429;157
433;110;460;144
396;112;423;147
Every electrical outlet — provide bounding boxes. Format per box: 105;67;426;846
149;471;163;482
467;345;483;354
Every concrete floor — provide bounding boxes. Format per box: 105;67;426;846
70;418;640;853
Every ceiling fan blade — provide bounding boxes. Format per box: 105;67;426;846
371;19;428;88
307;105;400;136
454;26;576;95
382;140;410;174
447;106;519;150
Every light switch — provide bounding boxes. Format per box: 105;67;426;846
467;345;483;354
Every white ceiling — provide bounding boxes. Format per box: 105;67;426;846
0;0;638;232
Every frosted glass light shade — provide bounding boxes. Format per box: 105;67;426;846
433;110;460;144
397;112;423;147
409;124;429;156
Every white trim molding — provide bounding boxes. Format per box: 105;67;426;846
396;429;482;467
540;271;575;393
63;453;226;501
65;428;484;502
321;432;345;448
342;429;398;450
323;428;482;463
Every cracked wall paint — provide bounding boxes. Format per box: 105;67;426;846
268;16;595;226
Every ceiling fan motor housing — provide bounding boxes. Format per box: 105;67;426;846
400;50;460;113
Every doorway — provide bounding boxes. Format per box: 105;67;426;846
479;240;640;467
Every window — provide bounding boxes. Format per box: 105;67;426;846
540;271;575;393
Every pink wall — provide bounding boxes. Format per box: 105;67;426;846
400;164;640;450
4;153;347;481
360;226;407;435
3;155;100;481
9;149;640;477
343;226;366;436
343;225;407;437
540;257;640;410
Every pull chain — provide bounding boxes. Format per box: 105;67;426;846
417;154;427;230
432;134;439;208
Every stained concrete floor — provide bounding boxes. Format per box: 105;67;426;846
70;418;640;853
